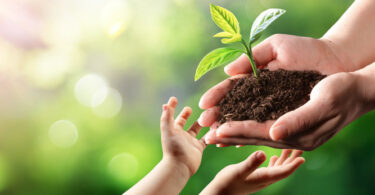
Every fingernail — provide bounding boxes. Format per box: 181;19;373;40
198;115;204;126
270;125;287;140
205;137;213;144
162;105;167;111
216;130;225;138
256;151;265;161
198;98;204;109
224;65;230;74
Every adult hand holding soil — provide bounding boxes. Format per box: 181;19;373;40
198;34;355;149
198;34;353;127
202;64;375;150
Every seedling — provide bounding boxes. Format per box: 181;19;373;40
194;4;285;81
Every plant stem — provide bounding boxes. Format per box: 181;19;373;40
241;39;258;78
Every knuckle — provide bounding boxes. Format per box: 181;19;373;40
293;114;309;133
177;118;186;126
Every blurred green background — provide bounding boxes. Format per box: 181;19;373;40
0;0;374;194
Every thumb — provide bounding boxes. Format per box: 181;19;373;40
269;100;324;141
236;151;266;177
224;40;275;76
224;54;251;76
252;39;275;67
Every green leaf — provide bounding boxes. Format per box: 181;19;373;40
195;48;243;81
221;34;242;44
250;8;286;44
213;32;232;38
210;4;242;44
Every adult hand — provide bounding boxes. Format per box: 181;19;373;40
198;34;359;150
201;70;372;150
199;34;354;128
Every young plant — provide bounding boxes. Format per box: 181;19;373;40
194;4;285;81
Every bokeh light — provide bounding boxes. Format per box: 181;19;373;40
75;74;108;107
108;153;138;183
92;88;123;118
49;120;79;148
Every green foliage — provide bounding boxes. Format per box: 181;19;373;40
250;8;286;45
195;48;242;81
210;4;242;44
195;4;285;81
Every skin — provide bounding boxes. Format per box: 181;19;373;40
125;97;206;195
199;0;375;150
201;149;305;195
125;97;306;194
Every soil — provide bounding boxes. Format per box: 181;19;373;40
218;69;326;123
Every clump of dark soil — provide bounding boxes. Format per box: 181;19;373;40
218;69;326;123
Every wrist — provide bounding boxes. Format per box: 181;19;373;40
353;64;375;111
319;37;357;72
201;182;227;195
162;156;192;180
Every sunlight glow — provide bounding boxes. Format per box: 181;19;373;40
101;0;130;38
108;21;125;38
25;49;82;89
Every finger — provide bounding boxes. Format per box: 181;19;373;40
168;96;178;108
216;120;275;140
224;54;252;76
268;157;305;181
268;156;278;167
199;74;247;109
166;96;178;121
187;121;202;137
283;150;304;165
175;106;192;127
267;60;285;71
209;136;295;149
236;151;266;177
275;149;292;166
199;133;208;149
205;122;220;144
198;106;220;127
270;99;326;141
160;104;174;135
252;39;275;67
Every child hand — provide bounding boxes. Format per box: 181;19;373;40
161;97;206;177
201;149;305;195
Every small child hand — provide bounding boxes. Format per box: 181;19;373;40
161;97;206;176
201;149;304;195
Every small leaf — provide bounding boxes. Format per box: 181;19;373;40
210;4;242;44
195;48;243;81
210;4;240;34
250;8;286;44
213;32;232;38
221;34;242;44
